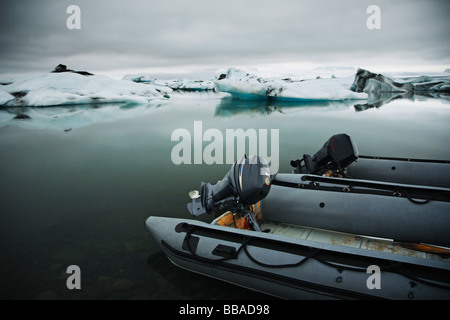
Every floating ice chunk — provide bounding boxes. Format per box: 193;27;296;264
153;79;215;91
350;68;414;93
351;68;450;100
122;74;154;83
123;74;215;91
1;72;171;107
214;68;367;101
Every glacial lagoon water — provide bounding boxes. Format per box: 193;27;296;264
0;92;449;299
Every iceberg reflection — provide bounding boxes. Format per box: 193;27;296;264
214;96;354;118
0;102;163;131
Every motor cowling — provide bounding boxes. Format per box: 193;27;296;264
291;134;359;175
188;155;271;216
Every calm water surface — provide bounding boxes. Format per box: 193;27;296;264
0;93;449;299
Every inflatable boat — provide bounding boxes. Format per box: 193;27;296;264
145;134;450;299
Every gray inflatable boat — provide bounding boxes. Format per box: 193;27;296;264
145;134;450;299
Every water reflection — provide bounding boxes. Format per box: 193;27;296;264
2;92;448;132
214;96;354;117
0;102;165;131
353;92;414;112
355;91;450;112
215;92;450;117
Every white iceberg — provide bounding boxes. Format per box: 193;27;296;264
123;74;215;91
152;79;215;91
0;72;171;107
213;68;368;101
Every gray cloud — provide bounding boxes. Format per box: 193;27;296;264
0;0;449;75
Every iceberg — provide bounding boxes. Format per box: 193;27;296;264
349;69;450;111
405;77;450;94
350;68;414;93
213;68;368;101
350;68;450;96
0;69;171;107
150;79;215;91
123;74;215;91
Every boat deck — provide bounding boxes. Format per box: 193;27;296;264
260;220;450;263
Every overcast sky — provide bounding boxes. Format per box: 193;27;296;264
0;0;449;78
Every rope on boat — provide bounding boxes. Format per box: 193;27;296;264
271;177;450;204
183;224;450;291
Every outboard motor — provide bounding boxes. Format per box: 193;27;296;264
290;134;359;175
187;155;271;231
